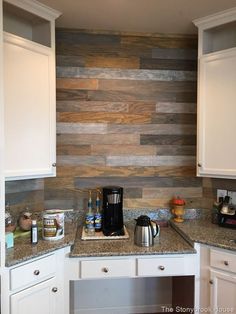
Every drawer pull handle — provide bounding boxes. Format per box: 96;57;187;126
102;267;109;273
209;280;213;285
52;287;58;293
158;265;165;271
34;270;40;276
197;163;202;168
224;261;229;266
52;163;56;167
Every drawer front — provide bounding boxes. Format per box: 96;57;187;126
210;249;236;273
10;254;56;291
80;259;135;279
137;256;185;277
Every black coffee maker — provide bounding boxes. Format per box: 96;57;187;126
102;186;124;236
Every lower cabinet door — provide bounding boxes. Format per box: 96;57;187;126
210;269;236;313
10;278;57;314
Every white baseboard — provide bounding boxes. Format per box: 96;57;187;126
73;303;171;314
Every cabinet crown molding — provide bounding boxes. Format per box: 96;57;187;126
193;6;236;30
3;0;61;21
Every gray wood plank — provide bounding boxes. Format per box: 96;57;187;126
57;67;197;82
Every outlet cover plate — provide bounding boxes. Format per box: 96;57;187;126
227;191;236;205
217;189;227;201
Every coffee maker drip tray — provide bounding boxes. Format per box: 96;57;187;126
81;226;129;241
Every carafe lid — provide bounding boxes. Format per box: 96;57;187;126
136;215;151;226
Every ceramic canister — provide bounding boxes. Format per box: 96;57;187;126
42;210;64;240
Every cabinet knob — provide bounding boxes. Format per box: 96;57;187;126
34;270;40;276
209;280;213;285
102;267;109;273
158;265;165;271
52;163;56;167
197;163;202;167
224;260;229;266
52;287;58;293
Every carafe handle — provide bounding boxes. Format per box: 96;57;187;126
151;221;160;238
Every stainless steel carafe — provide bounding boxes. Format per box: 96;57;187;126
134;215;159;247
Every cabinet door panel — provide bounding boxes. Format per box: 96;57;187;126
4;33;56;180
10;278;56;314
210;270;236;313
198;48;236;178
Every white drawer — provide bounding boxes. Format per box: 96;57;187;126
10;254;56;291
80;259;135;279
137;256;192;277
210;249;236;274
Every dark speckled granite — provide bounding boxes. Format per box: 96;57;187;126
70;222;196;257
6;222;77;267
171;219;236;252
7;215;235;267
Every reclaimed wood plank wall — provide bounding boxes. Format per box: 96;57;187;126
8;29;234;215
45;29;202;210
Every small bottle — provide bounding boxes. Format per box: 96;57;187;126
85;190;95;235
31;220;38;244
94;189;102;232
211;201;220;224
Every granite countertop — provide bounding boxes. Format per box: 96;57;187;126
5;222;78;267
171;219;236;252
6;214;236;267
70;222;196;258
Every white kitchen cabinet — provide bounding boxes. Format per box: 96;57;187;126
1;248;69;314
65;253;198;314
210;248;236;313
137;254;196;277
10;277;58;314
3;0;60;180
193;8;236;179
198;245;236;313
80;258;136;279
0;0;6;272
210;270;236;313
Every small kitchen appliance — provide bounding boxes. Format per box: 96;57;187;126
218;196;236;229
134;215;160;247
102;186;124;236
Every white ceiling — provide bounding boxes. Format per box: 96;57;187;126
38;0;236;34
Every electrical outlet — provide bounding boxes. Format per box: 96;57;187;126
217;189;227;201
227;191;236;205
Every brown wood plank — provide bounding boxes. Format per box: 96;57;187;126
140;58;197;71
98;79;196;93
57;112;151;124
143;187;203;199
56;101;129;113
121;35;197;49
91;144;157;156
57;144;91;155
56;78;98;90
85;56;140;69
151;113;196;124
56;89;88;101
87;90;197;102
56;165;196;177
156;145;196;156
57;133;140;145
141;134;196;145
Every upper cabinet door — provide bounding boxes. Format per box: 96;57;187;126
3;0;60;181
193;8;236;179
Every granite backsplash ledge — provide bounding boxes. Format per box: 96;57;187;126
64;207;211;226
